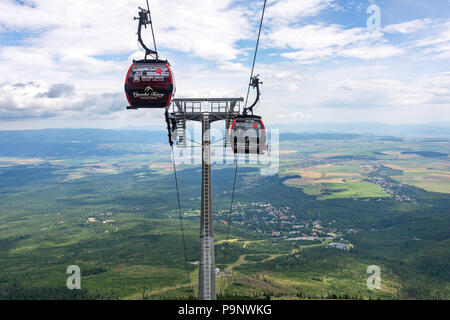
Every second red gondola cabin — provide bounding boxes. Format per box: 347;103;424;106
230;115;266;155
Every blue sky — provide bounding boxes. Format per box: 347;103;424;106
0;0;449;130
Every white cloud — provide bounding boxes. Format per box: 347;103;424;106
0;0;253;61
0;0;257;123
382;18;432;34
412;22;450;59
0;0;449;128
150;0;253;61
0;80;124;120
217;61;248;72
313;70;450;110
267;24;376;50
251;61;450;125
339;44;403;59
278;111;312;119
270;24;402;62
266;0;333;24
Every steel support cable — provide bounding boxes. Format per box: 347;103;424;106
218;159;238;297
170;146;194;296
244;0;267;109
146;0;158;60
218;0;267;298
182;137;225;147
211;138;225;145
187;138;202;146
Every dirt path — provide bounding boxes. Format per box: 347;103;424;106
125;242;324;300
124;269;198;300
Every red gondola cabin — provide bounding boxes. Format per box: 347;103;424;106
125;59;174;109
230;115;266;155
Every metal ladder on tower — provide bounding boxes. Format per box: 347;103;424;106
202;112;212;299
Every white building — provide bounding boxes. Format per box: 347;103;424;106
326;243;349;250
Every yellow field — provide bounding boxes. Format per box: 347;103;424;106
310;153;345;158
382;163;406;171
0;157;43;166
380;151;421;159
149;162;173;173
424;174;450;180
325;172;361;177
383;161;450;194
283;164;361;187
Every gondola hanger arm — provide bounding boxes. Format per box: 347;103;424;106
135;5;158;59
243;75;263;115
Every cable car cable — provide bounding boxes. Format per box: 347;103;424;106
187;138;202;146
126;2;175;110
170;146;194;296
244;0;267;110
218;160;238;297
165;109;193;295
146;0;158;60
211;138;225;145
219;1;268;296
135;1;158;59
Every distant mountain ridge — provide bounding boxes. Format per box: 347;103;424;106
0;127;447;157
0;129;169;157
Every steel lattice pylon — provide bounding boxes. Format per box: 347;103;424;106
169;98;243;300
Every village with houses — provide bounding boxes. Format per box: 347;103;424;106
224;202;356;251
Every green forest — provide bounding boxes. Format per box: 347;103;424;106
0;130;448;300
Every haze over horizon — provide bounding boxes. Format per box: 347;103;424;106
1;0;449;130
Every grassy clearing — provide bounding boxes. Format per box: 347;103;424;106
394;171;450;193
318;182;389;200
282;162;388;200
